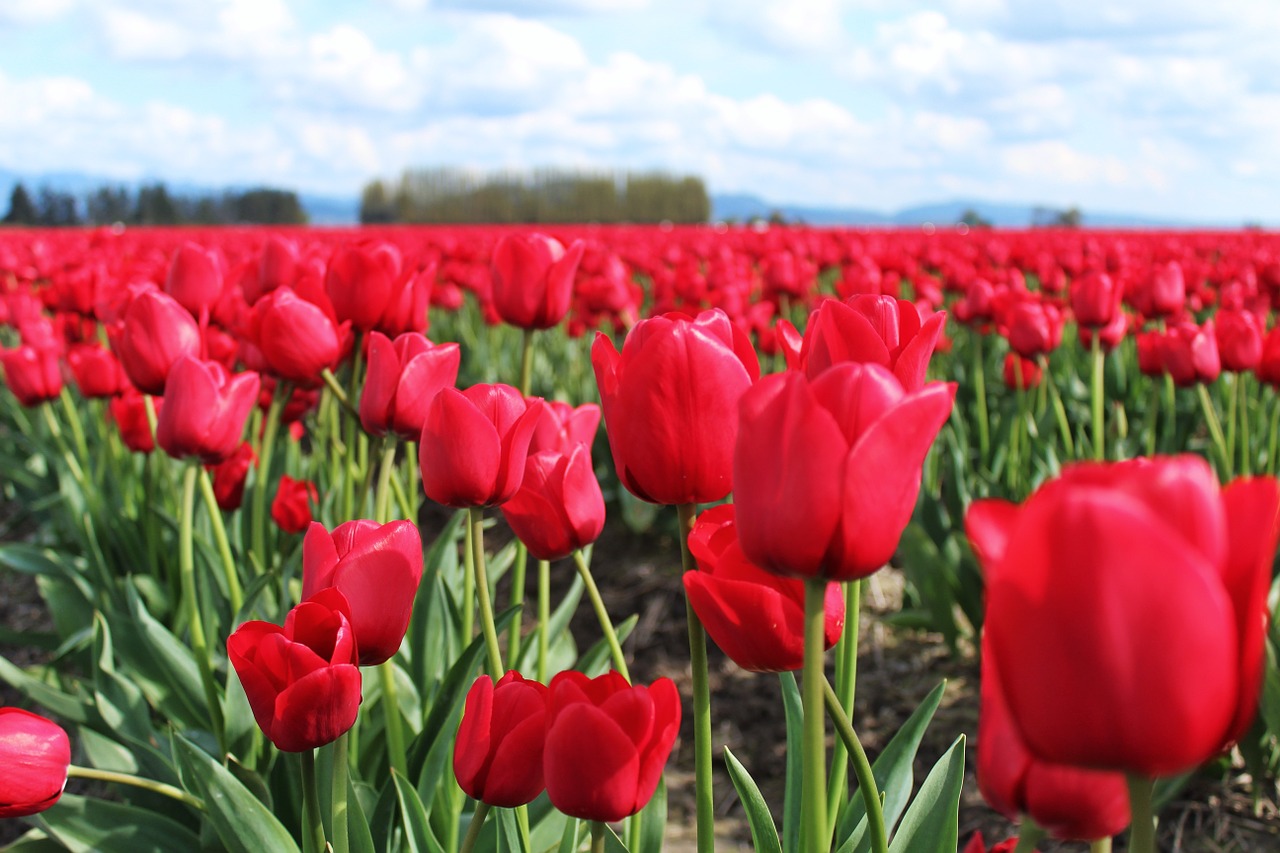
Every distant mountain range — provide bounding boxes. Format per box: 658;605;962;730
0;169;1248;229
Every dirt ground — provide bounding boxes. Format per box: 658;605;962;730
3;509;1279;851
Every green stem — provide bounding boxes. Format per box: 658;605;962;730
1161;374;1177;453
40;403;87;486
460;802;492;853
1044;363;1075;460
179;461;226;756
1089;838;1112;853
1091;333;1105;461
330;732;350;853
826;579;861;842
507;543;529;667
379;661;408;777
469;507;505;677
320;367;360;419
406;440;420;523
519;328;536;397
1145;378;1160;457
1269;392;1280;475
537;558;550;684
252;386;287;572
590;820;606;853
1226;372;1239;469
1239;372;1252;476
972;333;990;459
58;388;92;470
375;438;397;523
677;502;714;853
1011;816;1045;853
572;549;629;681
66;765;204;810
801;581;828;853
300;749;327;853
1195;383;1231;478
197;468;244;615
1126;774;1157;853
821;677;886;853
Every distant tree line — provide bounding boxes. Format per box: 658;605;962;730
1;182;308;227
361;167;711;225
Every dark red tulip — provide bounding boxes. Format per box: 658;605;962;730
114;289;201;395
359;331;460;441
592;309;759;505
326;242;401;331
109;389;158;453
228;592;363;752
734;363;954;580
970;456;1279;776
1215;309;1264;373
420;383;543;508
685;504;844;672
500;445;605;561
1002;352;1041;390
454;671;549;807
209;442;256;511
1;344;62;406
0;708;70;818
65;343;127;398
491;233;585;330
156;356;260;464
1256;324;1280;388
961;833;1016;853
1149;260;1186;318
301;520;424;666
271;475;316;533
165;242;224;318
1004;299;1063;358
1070;271;1121;329
253;288;342;386
543;670;680;823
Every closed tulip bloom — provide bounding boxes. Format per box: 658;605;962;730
529;400;601;454
969;456;1280;777
254;288;341;386
359;331;461;441
420;383;544;508
228;592;363;752
1161;320;1221;387
114;289;202;395
1002;352;1041;390
109;389;158;453
962;833;1017;853
65;343;127;399
544;671;681;823
1070;271;1121;329
684;504;844;672
500;445;605;561
1215;308;1264;373
256;234;300;301
978;636;1130;841
326;242;401;331
454;671;549;807
799;295;946;391
156;356;260;464
1;344;62;406
0;708;70;818
592;309;759;506
301;520;424;665
209;441;256;511
271;475;317;533
1004;299;1063;358
1256;325;1280;388
734;363;954;580
1149;260;1186;318
491;233;585;330
165;242;224;318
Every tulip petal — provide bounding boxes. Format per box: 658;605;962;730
544;703;641;822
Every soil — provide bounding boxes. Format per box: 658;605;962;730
2;507;1278;851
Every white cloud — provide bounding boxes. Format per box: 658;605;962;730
709;0;845;54
100;8;194;60
1002;141;1144;189
0;0;76;24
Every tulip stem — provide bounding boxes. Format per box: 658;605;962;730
58;388;92;473
330;731;350;853
801;580;828;853
469;507;505;677
1195;383;1231;478
973;332;991;460
826;579;861;844
1238;372;1252;475
537;558;550;683
677;503;715;853
590;821;606;853
375;438;397;523
39;402;87;487
508;543;529;666
179;460;227;757
519;328;536;397
573;549;630;681
66;765;204;810
1268;394;1280;474
252;385;287;572
300;749;327;853
1044;366;1075;459
1090;838;1112;853
1011;817;1045;853
460;802;492;853
197;467;244;616
320;367;360;419
1145;377;1161;457
1091;332;1105;461
821;677;886;853
379;662;408;778
1126;774;1157;853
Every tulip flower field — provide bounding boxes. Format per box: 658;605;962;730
1;223;1280;853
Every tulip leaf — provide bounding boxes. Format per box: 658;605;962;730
33;794;201;853
496;806;531;853
515;569;585;675
112;584;209;729
410;509;465;690
637;776;668;853
895;522;961;651
392;770;447;853
0;653;93;724
346;777;378;853
1263;638;1280;741
724;748;783;853
779;671;803;853
885;735;964;853
172;733;301;853
575;615;637;677
835;680;946;853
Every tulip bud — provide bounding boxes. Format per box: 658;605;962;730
454;672;549;807
0;707;70;817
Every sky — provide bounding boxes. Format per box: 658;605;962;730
1;0;1278;223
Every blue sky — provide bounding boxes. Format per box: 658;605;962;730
1;0;1277;222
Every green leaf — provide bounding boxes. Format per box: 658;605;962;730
112;585;210;729
636;776;668;853
779;672;803;853
886;735;965;853
724;748;783;853
836;680;947;853
393;770;447;853
1261;639;1280;740
34;794;200;853
496;806;531;853
515;570;585;675
0;654;93;724
172;733;300;853
346;778;378;853
575;615;637;677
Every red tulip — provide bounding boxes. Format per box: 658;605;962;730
529;400;600;454
228;592;362;752
156;356;260;464
797;295;946;391
685;504;844;672
1004;299;1063;358
1002;352;1041;390
326;242;402;331
1215;308;1264;373
500;445;605;561
271;475;317;533
109;389;158;453
359;331;460;441
419;383;543;508
1070;271;1121;329
978;635;1130;840
253;288;342;386
592;309;759;506
543;671;681;822
1257;324;1280;388
1149;260;1186;318
969;456;1279;776
454;671;549;807
114;289;201;395
1;344;62;406
65;342;127;398
961;833;1016;853
0;708;70;818
301;520;424;665
1160;320;1221;387
209;441;256;511
165;242;224;318
255;234;300;302
490;233;585;331
734;363;954;580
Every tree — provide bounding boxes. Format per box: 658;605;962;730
36;186;80;226
960;207;991;228
134;183;179;225
86;186;133;225
2;183;37;225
